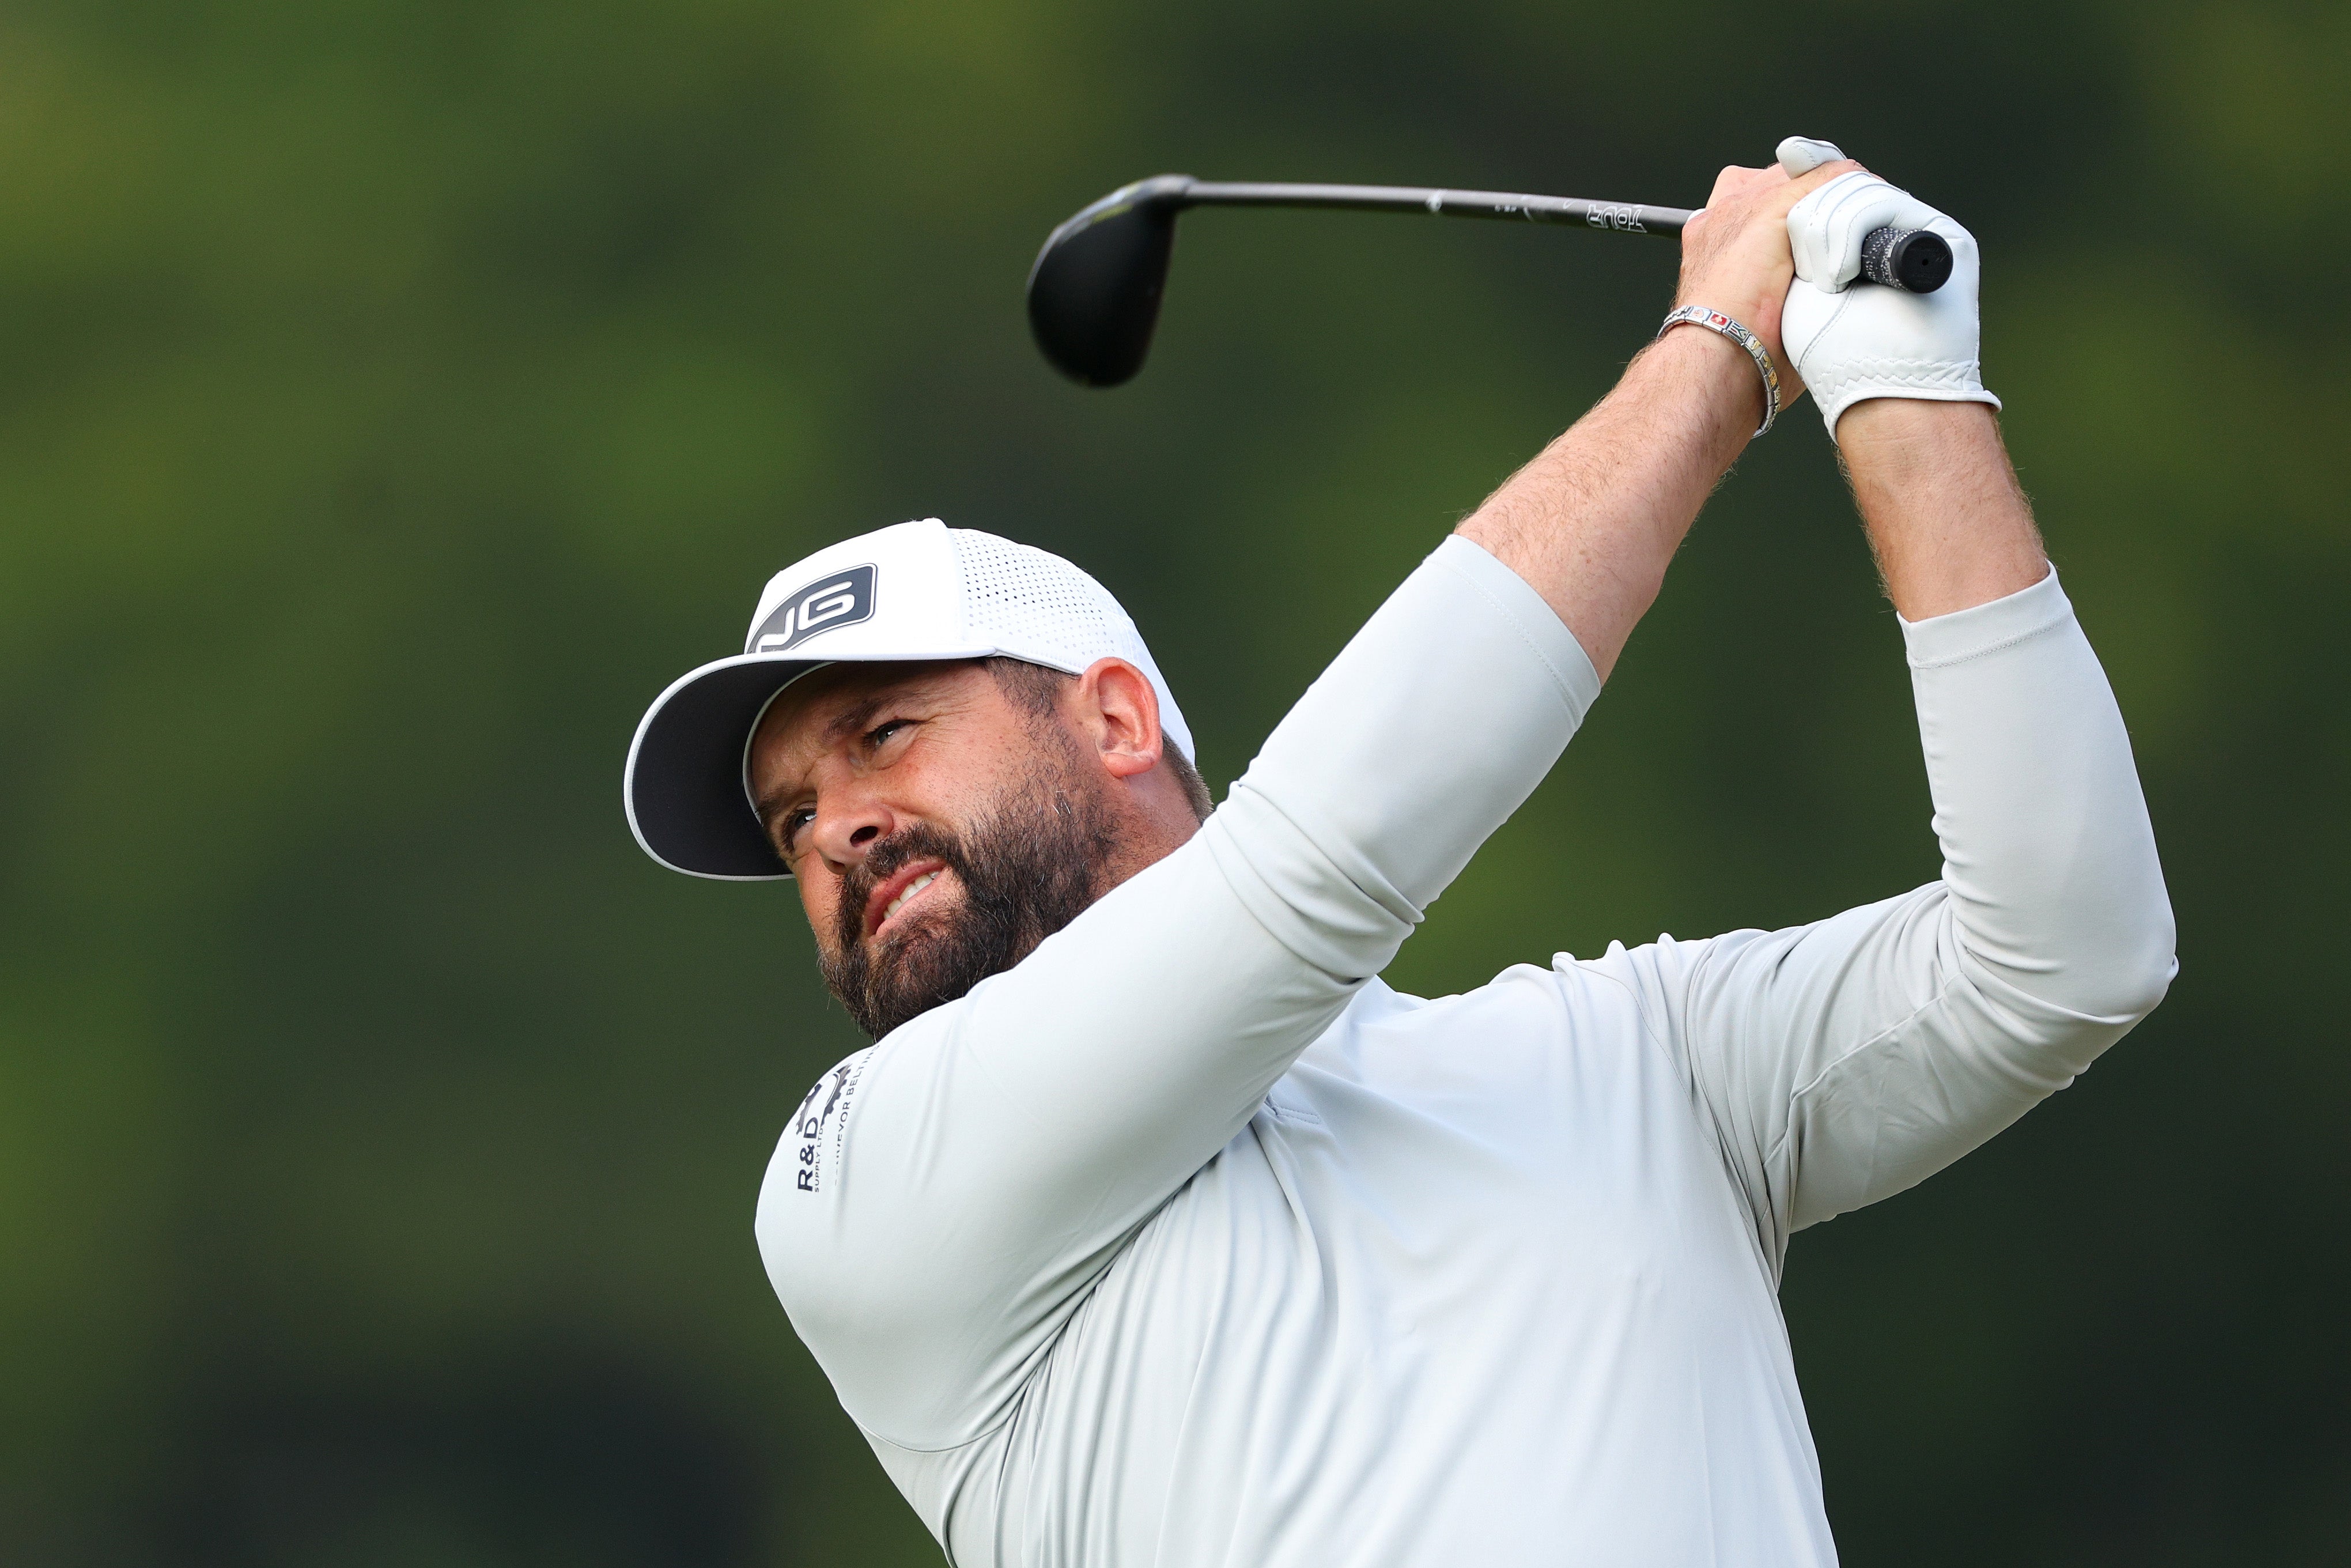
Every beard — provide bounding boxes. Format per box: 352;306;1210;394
819;751;1121;1039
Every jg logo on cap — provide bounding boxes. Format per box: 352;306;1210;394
748;565;877;656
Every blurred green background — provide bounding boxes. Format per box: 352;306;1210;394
1;0;2344;1562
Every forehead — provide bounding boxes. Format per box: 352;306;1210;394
754;659;994;762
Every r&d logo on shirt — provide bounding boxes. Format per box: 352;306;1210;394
790;1049;870;1195
747;563;876;656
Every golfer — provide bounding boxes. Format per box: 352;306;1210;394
624;145;2174;1566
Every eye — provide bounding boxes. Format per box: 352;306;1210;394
778;806;817;856
863;718;912;752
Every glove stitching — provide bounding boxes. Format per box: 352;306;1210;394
1794;290;1857;387
1812;357;1986;398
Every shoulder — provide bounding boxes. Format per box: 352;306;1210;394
756;996;980;1214
752;1036;913;1330
770;1044;881;1204
753;987;1019;1249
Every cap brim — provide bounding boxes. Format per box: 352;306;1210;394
625;654;825;880
625;643;1005;880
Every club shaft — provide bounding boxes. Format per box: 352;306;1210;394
1179;180;1691;237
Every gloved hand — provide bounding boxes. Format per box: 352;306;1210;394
1774;137;2000;441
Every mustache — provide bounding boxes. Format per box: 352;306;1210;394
831;823;967;956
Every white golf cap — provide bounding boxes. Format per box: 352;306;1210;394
624;517;1196;880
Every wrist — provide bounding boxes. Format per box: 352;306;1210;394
1838;397;2000;486
1840;399;2049;619
1652;308;1772;441
1672;275;1788;367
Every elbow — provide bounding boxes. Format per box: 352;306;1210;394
1966;886;2177;1029
2101;943;2176;1027
2115;877;2180;1022
2067;894;2178;1026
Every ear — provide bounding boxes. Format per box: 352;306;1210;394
1072;658;1163;781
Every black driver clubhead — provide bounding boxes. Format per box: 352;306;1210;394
1026;175;1193;388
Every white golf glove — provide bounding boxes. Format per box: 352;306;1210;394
1774;137;1999;441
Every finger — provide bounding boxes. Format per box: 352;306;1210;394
1776;135;1846;176
1706;163;1775;207
1771;160;1862;216
1788;168;1927;288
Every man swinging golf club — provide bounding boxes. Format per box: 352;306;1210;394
623;139;2174;1566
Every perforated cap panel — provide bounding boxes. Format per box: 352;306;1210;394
950;530;1127;667
947;527;1193;761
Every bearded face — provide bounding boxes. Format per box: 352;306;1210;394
751;657;1201;1041
817;745;1120;1038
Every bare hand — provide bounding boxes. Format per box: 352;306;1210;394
1675;158;1859;404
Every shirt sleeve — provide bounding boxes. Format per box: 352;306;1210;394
1592;567;2177;1278
756;535;1602;1450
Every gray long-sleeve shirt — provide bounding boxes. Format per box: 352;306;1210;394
755;535;2175;1566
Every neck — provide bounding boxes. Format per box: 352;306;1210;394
1087;765;1201;899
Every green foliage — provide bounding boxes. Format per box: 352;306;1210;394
0;1;2342;1562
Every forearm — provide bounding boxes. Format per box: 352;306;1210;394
1455;149;1878;676
1457;327;1755;679
1839;399;2048;618
1901;569;2175;1019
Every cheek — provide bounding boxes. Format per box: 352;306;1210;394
798;875;844;949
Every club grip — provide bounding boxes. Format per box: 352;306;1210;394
1858;226;1952;293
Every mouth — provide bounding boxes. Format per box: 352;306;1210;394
864;859;948;939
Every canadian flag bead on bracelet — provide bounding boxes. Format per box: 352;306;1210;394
1658;305;1780;438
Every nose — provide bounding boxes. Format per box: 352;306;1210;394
808;782;896;876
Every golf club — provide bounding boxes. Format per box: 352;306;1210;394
1026;174;1953;387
